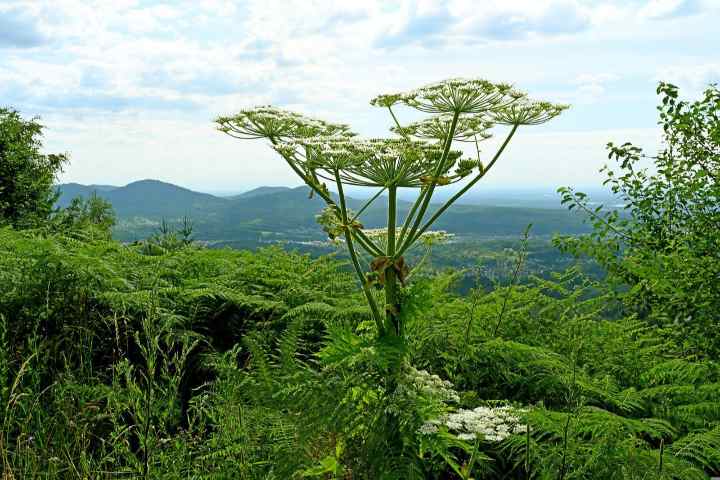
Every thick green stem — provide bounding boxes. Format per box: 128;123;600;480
397;187;427;247
388;107;404;134
398;111;460;253
354;229;384;257
384;186;399;336
399;124;519;256
334;169;384;334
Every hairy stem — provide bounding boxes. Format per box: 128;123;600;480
334;169;384;333
388;107;404;135
397;187;428;248
384;186;399;336
350;187;386;224
353;229;384;257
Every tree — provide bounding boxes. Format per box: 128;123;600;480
558;82;720;356
0;108;67;228
216;79;568;339
53;192;117;239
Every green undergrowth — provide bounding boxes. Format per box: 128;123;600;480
0;227;718;479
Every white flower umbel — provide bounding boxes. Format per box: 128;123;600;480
287;137;466;188
419;405;527;442
394;114;494;143
490;100;569;126
405;366;460;403
216;106;354;140
371;78;527;114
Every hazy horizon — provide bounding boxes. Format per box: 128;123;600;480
57;177;619;210
58;177;614;195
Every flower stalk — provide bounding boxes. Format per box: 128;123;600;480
385;185;399;335
398;124;519;257
334;169;384;333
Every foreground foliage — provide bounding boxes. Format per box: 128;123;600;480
0;226;718;479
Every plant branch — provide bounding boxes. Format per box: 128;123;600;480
353;229;384;257
399;124;518;256
388;107;404;135
397;187;428;247
567;192;635;244
398;111;460;253
493;224;531;336
270;138;384;256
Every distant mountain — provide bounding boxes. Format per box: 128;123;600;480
57;179;227;218
55;183;107;204
56;180;592;244
232;186;293;199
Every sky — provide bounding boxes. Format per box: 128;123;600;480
1;0;719;193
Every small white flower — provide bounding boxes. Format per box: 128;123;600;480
405;366;460;403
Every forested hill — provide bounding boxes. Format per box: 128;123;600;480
56;180;592;244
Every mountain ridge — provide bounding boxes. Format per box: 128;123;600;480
55;180;591;244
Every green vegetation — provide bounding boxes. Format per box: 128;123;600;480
0;108;67;229
557;82;720;357
0;81;717;479
52;193;117;240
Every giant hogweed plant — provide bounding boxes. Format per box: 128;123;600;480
216;78;568;340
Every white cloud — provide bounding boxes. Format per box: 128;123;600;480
1;0;717;189
657;64;720;93
454;0;591;41
639;0;701;19
476;127;661;187
569;73;621;104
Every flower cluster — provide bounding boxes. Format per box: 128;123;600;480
372;78;568;129
393;113;494;143
371;78;526;114
419;405;527;442
217;80;568;199
357;229;454;251
364;228;453;241
215;106;354;140
490;100;570;126
276;137;464;188
416;230;455;247
405;366;460;403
